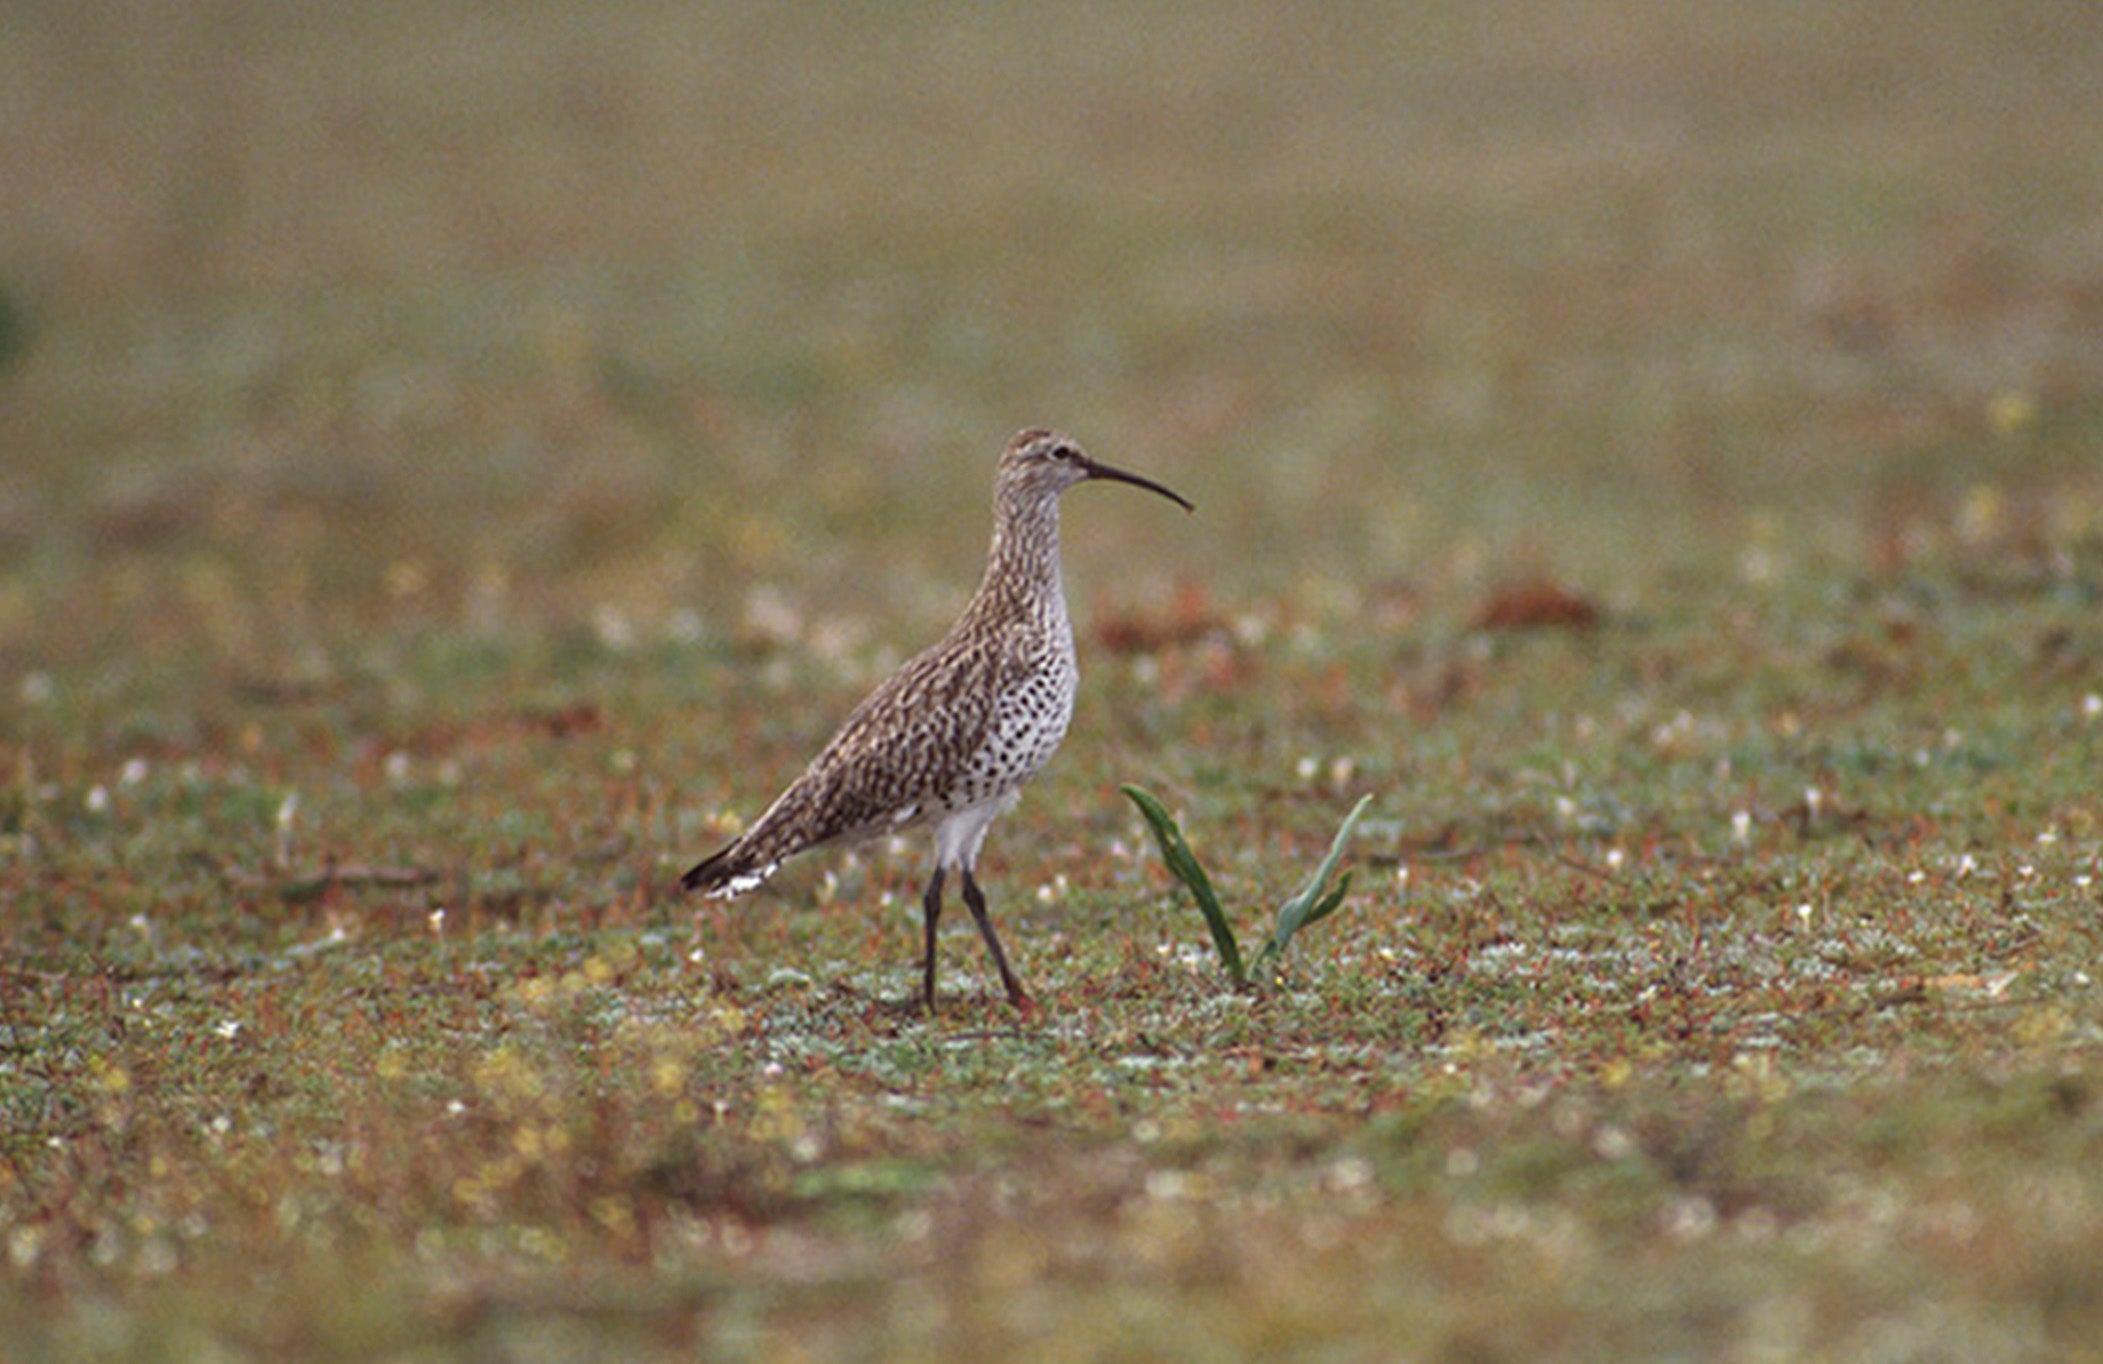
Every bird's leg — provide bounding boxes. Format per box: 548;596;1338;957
920;867;946;1013
959;869;1030;1008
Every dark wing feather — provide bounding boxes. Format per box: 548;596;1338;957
680;630;1002;895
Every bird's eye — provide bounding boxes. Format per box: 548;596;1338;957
1050;444;1076;462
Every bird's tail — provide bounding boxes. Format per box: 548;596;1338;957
678;838;781;899
682;778;841;897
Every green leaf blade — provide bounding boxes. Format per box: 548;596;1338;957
1121;784;1245;985
1260;794;1373;968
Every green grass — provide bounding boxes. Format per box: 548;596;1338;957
1123;784;1372;985
6;1;2103;1359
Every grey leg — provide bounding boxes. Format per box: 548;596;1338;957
921;868;945;1013
959;869;1030;1007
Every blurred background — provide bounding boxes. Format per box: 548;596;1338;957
5;0;2102;675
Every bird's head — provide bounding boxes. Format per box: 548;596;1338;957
997;428;1194;511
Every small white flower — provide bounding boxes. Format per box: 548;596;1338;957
1325;1157;1375;1192
8;1226;42;1270
592;605;636;651
1664;1195;1718;1240
1731;810;1752;844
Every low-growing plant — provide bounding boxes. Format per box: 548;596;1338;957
1121;785;1373;987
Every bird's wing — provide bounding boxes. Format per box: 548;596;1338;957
703;629;1005;881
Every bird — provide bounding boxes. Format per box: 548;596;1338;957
680;428;1193;1011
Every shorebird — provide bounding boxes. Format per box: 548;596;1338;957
681;428;1193;1011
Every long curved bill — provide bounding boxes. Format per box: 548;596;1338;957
1078;455;1195;512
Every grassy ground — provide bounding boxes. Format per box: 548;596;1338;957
7;1;2103;1358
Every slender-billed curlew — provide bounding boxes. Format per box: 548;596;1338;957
680;429;1192;1010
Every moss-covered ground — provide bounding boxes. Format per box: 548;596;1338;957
5;3;2103;1358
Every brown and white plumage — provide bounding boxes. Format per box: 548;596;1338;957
680;428;1192;1010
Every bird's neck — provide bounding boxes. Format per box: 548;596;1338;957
970;492;1067;632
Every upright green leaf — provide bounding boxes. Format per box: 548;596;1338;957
1121;784;1245;985
1254;794;1372;972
